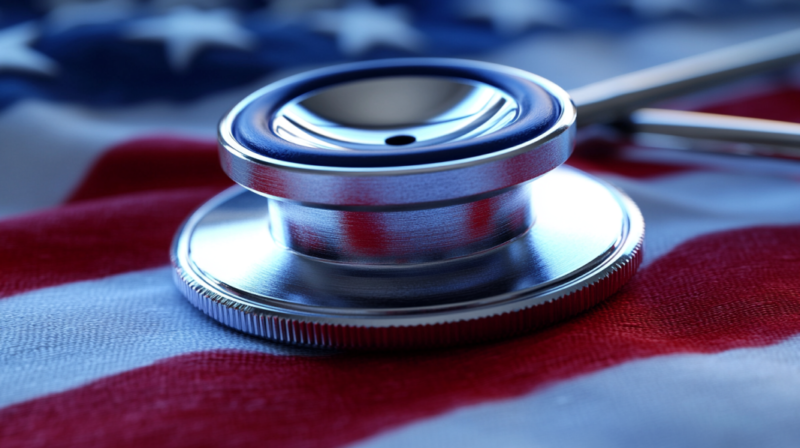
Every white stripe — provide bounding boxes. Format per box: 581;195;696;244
0;100;207;217
601;170;800;266
354;335;800;448
0;267;313;408
0;67;311;218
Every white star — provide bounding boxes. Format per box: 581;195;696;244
461;0;571;35
123;7;256;72
46;0;138;32
623;0;708;17
0;22;59;76
311;1;423;56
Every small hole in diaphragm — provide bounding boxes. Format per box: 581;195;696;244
385;135;416;146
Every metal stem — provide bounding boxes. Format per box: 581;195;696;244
627;109;800;160
569;28;800;126
629;108;800;146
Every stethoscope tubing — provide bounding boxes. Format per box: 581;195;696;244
568;28;800;157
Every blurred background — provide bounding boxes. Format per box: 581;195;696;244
4;4;800;445
2;0;800;96
1;0;800;216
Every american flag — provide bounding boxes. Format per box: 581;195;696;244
3;0;800;446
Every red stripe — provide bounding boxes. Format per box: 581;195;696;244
3;224;800;447
1;133;681;301
67;136;230;203
700;88;800;123
566;155;692;178
569;138;694;178
0;137;231;299
0;188;222;299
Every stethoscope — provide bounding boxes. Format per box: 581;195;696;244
171;29;800;349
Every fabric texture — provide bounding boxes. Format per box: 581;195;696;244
2;1;800;447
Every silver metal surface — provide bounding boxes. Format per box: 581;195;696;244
274;76;519;149
633;132;800;162
571;28;800;126
267;183;534;264
172;167;643;347
223;129;573;207
628;109;800;159
174;59;645;348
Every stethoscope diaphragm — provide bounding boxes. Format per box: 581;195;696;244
172;58;644;349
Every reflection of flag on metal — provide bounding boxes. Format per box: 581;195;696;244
3;1;800;446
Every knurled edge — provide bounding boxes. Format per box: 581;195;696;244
171;232;643;350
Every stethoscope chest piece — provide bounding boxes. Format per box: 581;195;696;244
171;59;644;349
